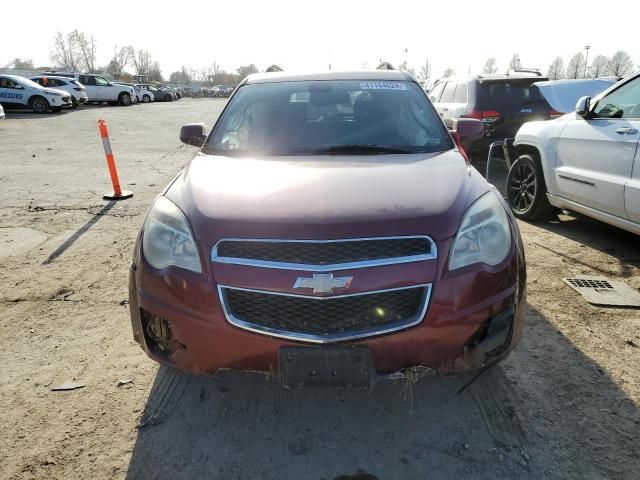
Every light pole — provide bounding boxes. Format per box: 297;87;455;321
584;45;590;78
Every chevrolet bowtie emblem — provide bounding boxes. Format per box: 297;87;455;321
293;273;353;294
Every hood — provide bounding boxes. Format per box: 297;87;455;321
165;151;489;245
533;79;615;113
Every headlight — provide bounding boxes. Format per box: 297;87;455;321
449;191;511;270
142;196;202;273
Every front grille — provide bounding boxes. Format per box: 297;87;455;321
213;237;435;269
220;286;429;342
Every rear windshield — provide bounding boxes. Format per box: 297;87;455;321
205;80;452;156
477;80;546;108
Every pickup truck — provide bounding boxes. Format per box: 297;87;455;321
128;70;526;386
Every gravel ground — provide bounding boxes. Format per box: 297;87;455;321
0;99;638;480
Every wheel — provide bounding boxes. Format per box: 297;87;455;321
71;97;78;108
143;94;150;103
118;93;132;106
29;96;49;114
506;154;555;220
165;94;172;102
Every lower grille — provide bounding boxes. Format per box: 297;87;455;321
219;285;430;343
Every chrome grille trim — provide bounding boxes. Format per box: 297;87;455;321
217;284;432;344
211;236;437;271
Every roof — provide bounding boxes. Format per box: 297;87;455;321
244;70;412;84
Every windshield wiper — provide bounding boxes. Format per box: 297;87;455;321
290;145;415;155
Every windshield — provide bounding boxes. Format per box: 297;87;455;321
204;80;452;156
15;77;45;90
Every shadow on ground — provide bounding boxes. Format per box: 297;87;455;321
125;305;639;480
531;213;640;277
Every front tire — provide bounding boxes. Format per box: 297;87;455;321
143;94;150;103
506;154;555;220
29;96;49;114
118;93;132;106
71;97;78;108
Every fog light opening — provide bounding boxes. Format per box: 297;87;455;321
466;306;515;359
140;309;185;356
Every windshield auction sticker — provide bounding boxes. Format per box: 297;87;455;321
360;81;407;90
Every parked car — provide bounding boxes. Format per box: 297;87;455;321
0;74;72;113
136;84;173;102
138;85;155;103
128;69;526;385
430;70;561;153
0;103;4;119
47;73;136;106
30;75;88;108
504;71;640;235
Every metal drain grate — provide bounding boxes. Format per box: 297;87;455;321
563;276;640;307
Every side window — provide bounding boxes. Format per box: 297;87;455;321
594;77;640;119
95;76;110;86
0;78;20;89
32;78;44;86
80;75;95;86
440;82;457;103
429;82;445;103
454;83;468;103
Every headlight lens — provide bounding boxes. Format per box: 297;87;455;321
142;196;202;273
449;191;511;270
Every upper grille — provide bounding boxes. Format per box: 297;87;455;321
219;285;430;343
212;237;436;270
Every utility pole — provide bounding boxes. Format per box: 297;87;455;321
584;45;591;78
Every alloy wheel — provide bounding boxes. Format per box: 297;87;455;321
507;161;536;213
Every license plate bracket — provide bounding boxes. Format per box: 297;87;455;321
278;346;376;388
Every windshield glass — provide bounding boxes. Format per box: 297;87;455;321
15;77;44;90
205;80;452;155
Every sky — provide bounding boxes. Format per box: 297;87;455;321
3;0;639;80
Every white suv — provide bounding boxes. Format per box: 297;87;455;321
506;71;640;235
30;75;89;108
0;74;72;113
75;74;135;105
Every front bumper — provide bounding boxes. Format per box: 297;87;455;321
128;231;526;375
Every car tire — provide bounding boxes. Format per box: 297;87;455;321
71;97;78;108
165;94;172;102
118;93;132;106
506;154;555;221
143;94;150;103
29;96;49;114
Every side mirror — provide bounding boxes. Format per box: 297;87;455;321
180;123;207;147
575;96;591;117
450;118;484;154
451;118;484;141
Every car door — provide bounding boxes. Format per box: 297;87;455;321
428;81;445;113
0;77;28;108
451;82;469;121
94;76;114;101
79;75;97;100
438;82;458;128
555;76;640;219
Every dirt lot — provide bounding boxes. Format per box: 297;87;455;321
1;100;639;480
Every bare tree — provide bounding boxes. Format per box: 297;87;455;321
482;57;498;74
106;45;134;78
508;53;521;70
443;67;454;78
50;31;81;71
607;50;634;77
546;57;565;80
566;52;586;79
72;31;97;72
419;60;432;84
149;62;163;82
132;49;152;75
588;55;609;78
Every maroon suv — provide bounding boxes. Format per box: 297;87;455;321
128;70;526;387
